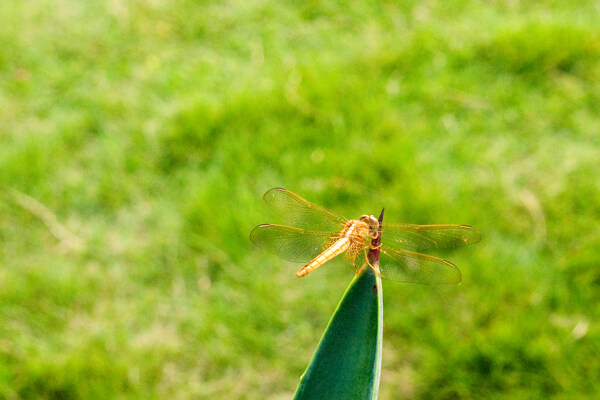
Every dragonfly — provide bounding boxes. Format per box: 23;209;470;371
250;188;481;284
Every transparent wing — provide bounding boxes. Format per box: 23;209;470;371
381;224;481;250
378;245;461;285
249;224;335;263
262;188;346;230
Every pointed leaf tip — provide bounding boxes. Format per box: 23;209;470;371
294;267;383;400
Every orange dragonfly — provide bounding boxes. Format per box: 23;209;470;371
250;188;481;284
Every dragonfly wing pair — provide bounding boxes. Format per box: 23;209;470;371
377;223;482;284
250;188;481;285
250;188;344;263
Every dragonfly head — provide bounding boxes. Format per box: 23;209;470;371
359;214;379;239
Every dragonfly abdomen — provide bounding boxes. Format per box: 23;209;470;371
296;237;351;277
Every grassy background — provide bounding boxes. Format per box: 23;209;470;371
1;0;600;399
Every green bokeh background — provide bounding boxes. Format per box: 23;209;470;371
1;1;599;399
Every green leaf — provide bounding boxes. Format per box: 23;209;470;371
293;266;383;400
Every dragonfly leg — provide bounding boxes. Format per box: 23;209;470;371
364;250;382;276
367;234;381;251
351;255;360;274
368;232;381;250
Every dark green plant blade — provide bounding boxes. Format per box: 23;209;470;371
293;266;383;400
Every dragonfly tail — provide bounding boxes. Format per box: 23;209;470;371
295;238;350;277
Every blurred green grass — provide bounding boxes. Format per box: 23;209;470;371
1;0;600;399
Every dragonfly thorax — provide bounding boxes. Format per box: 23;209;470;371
332;215;375;241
